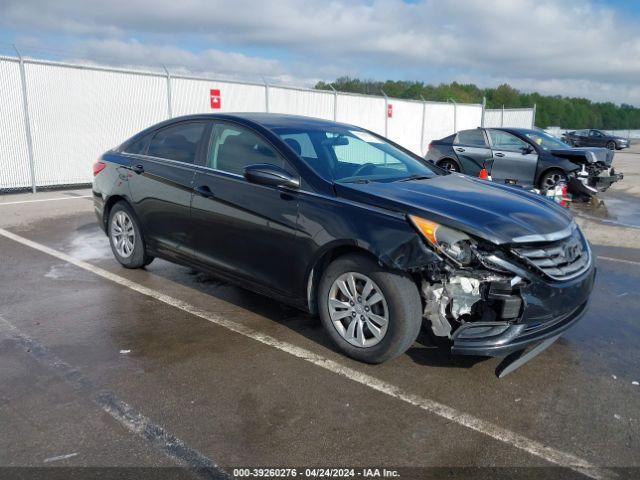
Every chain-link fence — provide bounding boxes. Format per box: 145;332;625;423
0;54;535;192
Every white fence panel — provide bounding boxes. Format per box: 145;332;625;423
483;108;533;128
387;99;423;154
172;77;266;115
269;87;334;120
503;108;534;128
456;104;483;132
422;103;455;150
0;59;31;190
25;62;168;187
483;110;503;127
336;94;386;135
0;55;537;191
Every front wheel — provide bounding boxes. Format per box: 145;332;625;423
539;169;568;193
318;253;422;364
108;201;154;269
606;141;616;150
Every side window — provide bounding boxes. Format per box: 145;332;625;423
147;122;206;163
456;129;488;147
279;133;318;159
590;130;602;137
208;123;288;176
488;130;529;151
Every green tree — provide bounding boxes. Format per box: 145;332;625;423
315;78;640;129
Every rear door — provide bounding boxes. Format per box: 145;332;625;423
487;130;538;187
588;129;606;147
452;129;493;176
126;121;207;257
188;121;301;295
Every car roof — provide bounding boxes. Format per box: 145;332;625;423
163;112;357;131
488;127;538;135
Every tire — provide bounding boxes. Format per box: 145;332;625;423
107;201;154;269
606;141;616;150
317;253;422;364
437;158;460;173
538;169;568;193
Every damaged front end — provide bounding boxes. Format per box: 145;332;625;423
410;215;595;358
552;148;623;196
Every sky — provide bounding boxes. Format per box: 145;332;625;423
1;0;639;105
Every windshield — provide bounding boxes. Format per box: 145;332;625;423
274;126;438;183
523;131;570;151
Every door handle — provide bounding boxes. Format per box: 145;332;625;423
131;164;144;174
455;147;465;152
494;153;505;157
195;185;214;198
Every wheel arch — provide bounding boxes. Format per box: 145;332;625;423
305;242;383;315
102;194;136;233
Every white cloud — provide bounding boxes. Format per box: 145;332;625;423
1;0;639;104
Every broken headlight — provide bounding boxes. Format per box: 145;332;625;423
409;215;475;266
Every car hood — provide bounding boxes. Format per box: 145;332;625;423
336;174;573;245
550;147;614;166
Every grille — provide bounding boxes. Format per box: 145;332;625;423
512;230;590;281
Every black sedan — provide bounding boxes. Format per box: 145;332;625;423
425;127;623;197
93;114;595;367
563;129;630;150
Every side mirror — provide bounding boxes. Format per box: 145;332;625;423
521;145;534;154
244;163;300;189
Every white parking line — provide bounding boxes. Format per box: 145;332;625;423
0;227;614;480
598;255;640;267
0;195;92;206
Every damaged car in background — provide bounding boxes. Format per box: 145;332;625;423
425;127;623;199
93;113;595;375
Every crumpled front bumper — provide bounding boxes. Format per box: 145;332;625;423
450;261;596;357
569;170;623;195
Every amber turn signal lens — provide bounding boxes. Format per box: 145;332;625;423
408;215;439;245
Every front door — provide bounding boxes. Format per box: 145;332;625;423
487;130;539;188
125;121;207;257
188;121;301;296
453;129;493;176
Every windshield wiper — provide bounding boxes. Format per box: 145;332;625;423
396;174;432;182
344;178;373;184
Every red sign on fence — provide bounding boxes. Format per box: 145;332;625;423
387;103;393;118
210;89;221;109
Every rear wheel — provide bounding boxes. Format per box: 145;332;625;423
437;158;460;173
606;141;616;150
318;253;422;364
108;202;154;269
539;169;568;193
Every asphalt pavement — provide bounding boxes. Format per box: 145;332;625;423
0;181;639;480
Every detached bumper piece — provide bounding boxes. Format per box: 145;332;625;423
451;299;588;357
593;170;624;191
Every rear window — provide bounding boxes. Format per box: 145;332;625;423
123;134;151;154
456;129;487;147
147;122;206;164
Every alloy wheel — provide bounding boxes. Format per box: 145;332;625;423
438;160;459;172
327;272;389;348
542;172;567;192
111;211;136;258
